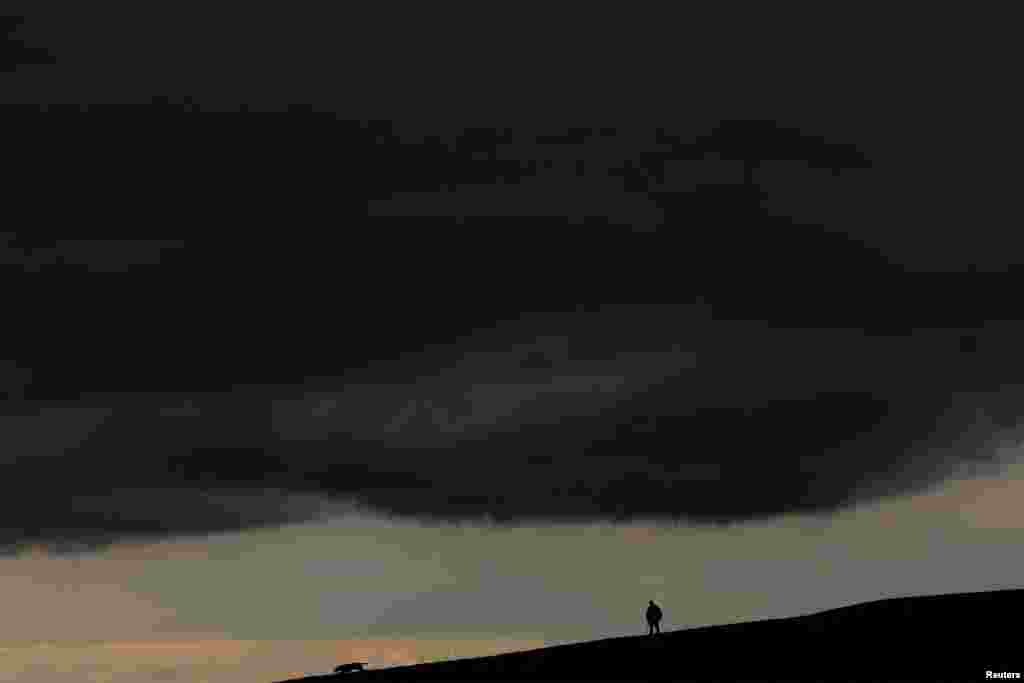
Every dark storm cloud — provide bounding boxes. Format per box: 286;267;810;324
0;16;55;73
2;9;1019;553
271;341;694;447
0;234;185;272
3;306;1024;553
0;402;313;555
299;312;1024;525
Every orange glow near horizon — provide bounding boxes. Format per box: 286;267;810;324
1;638;548;682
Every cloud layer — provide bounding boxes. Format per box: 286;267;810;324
4;306;1024;552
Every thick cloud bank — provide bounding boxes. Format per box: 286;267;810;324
4;306;1024;553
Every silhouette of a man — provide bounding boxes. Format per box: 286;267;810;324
646;599;663;635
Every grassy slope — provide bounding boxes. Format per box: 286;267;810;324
274;588;1024;681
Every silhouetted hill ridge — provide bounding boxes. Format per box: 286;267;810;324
273;588;1023;681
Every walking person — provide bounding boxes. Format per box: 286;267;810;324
645;599;663;635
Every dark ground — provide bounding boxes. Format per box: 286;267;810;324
275;588;1023;682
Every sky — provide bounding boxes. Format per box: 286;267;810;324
1;8;1021;683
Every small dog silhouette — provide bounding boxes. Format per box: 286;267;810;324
334;662;367;674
